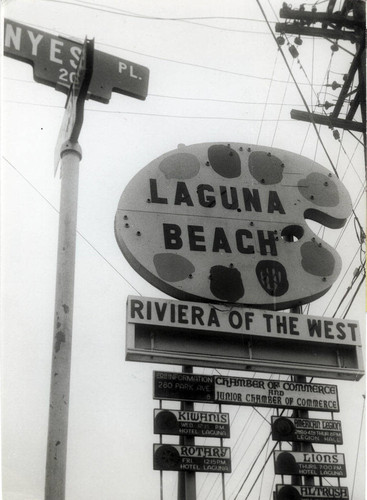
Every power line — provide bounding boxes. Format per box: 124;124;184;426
15;20;325;87
256;52;280;144
256;0;339;177
1;77;309;106
2;155;143;296
42;0;271;24
351;396;366;500
3;99;297;122
233;435;275;500
256;0;366;256
341;269;366;318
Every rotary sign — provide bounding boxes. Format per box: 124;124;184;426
115;142;352;309
153;444;231;473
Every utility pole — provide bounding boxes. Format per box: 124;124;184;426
275;0;366;148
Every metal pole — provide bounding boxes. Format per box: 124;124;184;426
290;306;314;489
45;141;82;500
178;366;196;500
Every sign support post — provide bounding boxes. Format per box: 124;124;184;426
178;366;197;500
290;310;315;489
45;141;82;500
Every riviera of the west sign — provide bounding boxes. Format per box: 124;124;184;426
126;295;363;380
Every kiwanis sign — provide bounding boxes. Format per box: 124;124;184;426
115;142;352;309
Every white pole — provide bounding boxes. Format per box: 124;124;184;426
45;141;82;500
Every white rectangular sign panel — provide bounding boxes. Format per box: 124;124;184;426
127;296;361;346
127;296;364;380
274;451;346;477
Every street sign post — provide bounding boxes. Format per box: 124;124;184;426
274;451;346;477
274;484;349;500
154;409;230;438
271;416;343;444
153;444;231;473
153;371;340;412
3;17;150;500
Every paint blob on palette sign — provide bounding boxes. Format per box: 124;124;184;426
114;143;352;310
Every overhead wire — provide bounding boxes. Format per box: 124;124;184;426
15;20;325;87
255;0;340;177
4;5;365;498
41;0;270;24
341;269;366;318
234;437;277;500
3;98;299;122
226;410;273;499
2;155;143;296
1;76;317;106
351;396;366;500
256;52;280;144
257;0;365;325
321;245;360;317
257;425;272;500
271;59;293;147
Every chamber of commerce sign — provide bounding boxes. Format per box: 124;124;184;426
153;371;339;412
115;142;352;309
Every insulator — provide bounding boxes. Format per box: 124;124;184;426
324;101;334;109
331;43;339;52
288;45;299;58
276;36;285;46
331;81;341;90
294;36;303;45
333;129;340;140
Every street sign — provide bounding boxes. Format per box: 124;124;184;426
4;18;149;102
115;142;352;310
275;484;349;500
54;37;94;174
271;416;343;444
274;451;346;477
153;371;340;412
154;409;230;438
153;444;231;473
126;296;364;380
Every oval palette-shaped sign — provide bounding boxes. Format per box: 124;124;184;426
115;142;352;310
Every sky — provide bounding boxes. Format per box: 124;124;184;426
1;1;366;499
